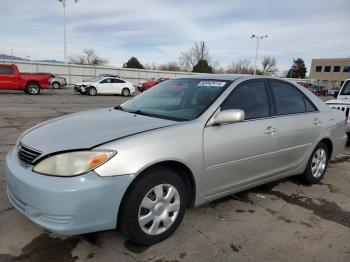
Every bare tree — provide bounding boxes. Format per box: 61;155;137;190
144;63;158;70
69;49;108;66
261;56;277;75
226;59;255;74
179;41;211;71
158;61;182;71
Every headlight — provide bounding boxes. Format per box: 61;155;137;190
33;150;116;177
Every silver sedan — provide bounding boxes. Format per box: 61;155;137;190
5;75;347;245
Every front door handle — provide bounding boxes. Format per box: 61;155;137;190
265;126;277;135
313;118;322;125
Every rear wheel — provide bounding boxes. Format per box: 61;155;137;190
25;83;41;95
119;167;187;245
300;142;329;184
122;88;130;97
87;87;97;96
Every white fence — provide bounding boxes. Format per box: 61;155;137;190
0;59;196;85
0;59;309;85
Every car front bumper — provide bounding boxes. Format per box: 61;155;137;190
5;147;135;235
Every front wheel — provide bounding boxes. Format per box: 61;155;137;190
87;87;97;96
119;167;187;245
300;142;329;184
122;88;130;97
25;83;41;95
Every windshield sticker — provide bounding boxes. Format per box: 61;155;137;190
197;81;226;87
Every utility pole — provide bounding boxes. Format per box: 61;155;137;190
251;34;268;75
58;0;79;64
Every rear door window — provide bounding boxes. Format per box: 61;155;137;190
112;79;126;83
270;80;317;115
0;66;14;74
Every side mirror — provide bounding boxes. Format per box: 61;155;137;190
208;109;245;126
333;91;339;98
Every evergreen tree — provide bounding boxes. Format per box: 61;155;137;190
192;59;213;73
123;57;144;69
287;58;307;78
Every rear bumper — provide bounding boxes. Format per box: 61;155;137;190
5;147;134;235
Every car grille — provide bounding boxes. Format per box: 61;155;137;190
328;105;350;123
18;143;42;164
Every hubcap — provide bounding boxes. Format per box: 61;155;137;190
123;89;129;96
29;85;39;94
89;88;96;95
311;148;327;178
138;184;180;235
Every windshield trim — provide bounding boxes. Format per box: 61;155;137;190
121;78;233;122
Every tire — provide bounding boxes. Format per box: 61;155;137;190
25;83;41;95
52;82;60;89
87;87;97;96
119;167;188;245
300;142;329;184
122;88;130;97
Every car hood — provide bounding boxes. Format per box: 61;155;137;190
20;108;178;155
325;98;350;105
143;81;156;86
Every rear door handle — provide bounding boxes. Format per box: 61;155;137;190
264;126;277;135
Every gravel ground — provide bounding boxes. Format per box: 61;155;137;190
0;88;349;262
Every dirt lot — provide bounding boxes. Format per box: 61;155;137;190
0;88;349;262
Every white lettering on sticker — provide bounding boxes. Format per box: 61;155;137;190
197;81;226;87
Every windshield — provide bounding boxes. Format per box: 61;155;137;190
121;78;232;121
340;81;350;95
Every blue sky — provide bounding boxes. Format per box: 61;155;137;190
0;0;349;73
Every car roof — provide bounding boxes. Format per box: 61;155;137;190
178;74;287;82
100;76;126;81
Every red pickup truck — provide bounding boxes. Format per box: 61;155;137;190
0;64;52;95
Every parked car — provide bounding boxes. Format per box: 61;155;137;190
5;75;346;245
0;64;52;95
327;87;341;96
308;84;328;96
50;74;67;89
139;77;170;92
297;82;313;88
325;79;350;137
80;77;135;96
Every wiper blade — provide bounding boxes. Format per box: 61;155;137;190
114;105;124;111
132;110;154;117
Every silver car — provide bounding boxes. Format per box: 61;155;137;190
50;74;67;89
5;75;347;245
